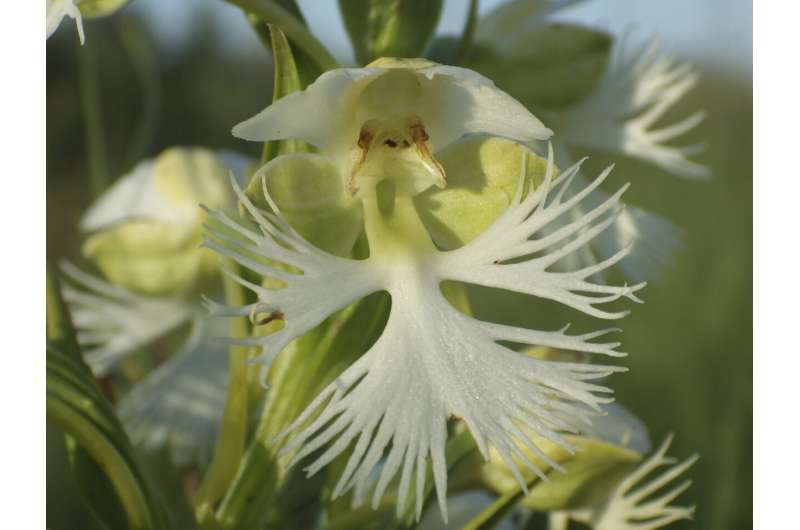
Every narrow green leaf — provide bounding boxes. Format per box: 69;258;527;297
338;0;444;65
47;347;172;530
454;0;480;64
260;25;312;165
225;0;339;72
46;264;82;363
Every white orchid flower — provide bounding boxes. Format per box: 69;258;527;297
205;126;644;521
46;0;84;44
550;38;708;180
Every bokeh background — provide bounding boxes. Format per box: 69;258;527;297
47;1;752;529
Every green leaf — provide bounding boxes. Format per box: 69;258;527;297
454;0;479;64
259;25;313;165
77;0;131;19
225;0;339;72
338;0;444;65
247;6;323;89
47;346;172;530
468;24;612;109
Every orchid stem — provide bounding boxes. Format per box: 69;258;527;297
195;260;252;526
77;34;110;198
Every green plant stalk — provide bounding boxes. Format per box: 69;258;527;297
223;0;339;72
77;35;110;198
195;261;252;525
117;17;162;170
47;344;172;530
47;397;156;530
455;0;480;65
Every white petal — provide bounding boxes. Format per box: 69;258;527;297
539;143;684;283
593;435;697;530
202;175;382;375
414;64;552;150
118;319;229;467
552;38;709;180
47;0;84;44
276;267;621;523
443;148;645;319
80;160;183;232
232;63;551;168
232;68;383;159
60;261;194;375
80;149;249;233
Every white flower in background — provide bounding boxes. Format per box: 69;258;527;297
593;435;696;530
472;1;708;281
550;435;697;530
542;38;708;281
60;261;229;467
550;38;708;180
81;147;249;296
60;148;251;465
60;261;195;376
206;130;644;520
46;0;85;44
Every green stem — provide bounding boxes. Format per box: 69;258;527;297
77;35;110;198
117;17;162;169
223;0;339;72
47;397;156;530
195;261;252;525
455;0;480;65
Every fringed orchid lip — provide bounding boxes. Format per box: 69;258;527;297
203;143;645;522
552;38;709;181
591;435;698;530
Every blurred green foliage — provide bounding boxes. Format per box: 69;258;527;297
46;7;751;530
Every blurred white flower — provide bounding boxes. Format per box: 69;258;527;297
551;38;708;180
46;0;84;44
80;147;249;296
205;145;643;521
61;261;229;467
60;261;194;376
